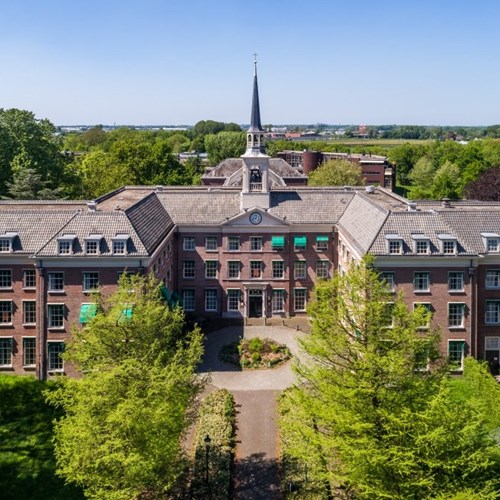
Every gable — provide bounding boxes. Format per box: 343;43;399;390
223;208;288;228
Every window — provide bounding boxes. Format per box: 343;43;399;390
0;239;10;252
0;301;12;324
448;272;464;292
23;337;36;367
316;260;330;279
382;302;395;328
205;260;218;279
228;236;240;251
413;272;430;292
0;270;12;289
0;338;12;366
182;289;195;311
294;260;306;279
272;261;285;279
250;236;263;251
83;272;99;292
294;236;307;251
485;337;500;350
23;269;36;289
48;272;64;292
228;261;240;279
485;301;500;325
58;240;72;255
272;236;285;251
485;270;500;288
250;261;262;279
48;304;65;329
183;260;195;279
112;240;126;255
294;288;307;311
205;289;217;311
272;289;285;313
448;340;465;370
316;235;329;251
48;342;64;371
23;301;36;325
205;237;218;251
380;272;395;292
388;240;402;255
413;303;432;329
85;240;99;255
487;238;499;252
448;303;465;328
183;237;195;251
415;239;430;254
442;240;457;255
227;289;240;311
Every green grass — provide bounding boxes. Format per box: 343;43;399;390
0;375;83;500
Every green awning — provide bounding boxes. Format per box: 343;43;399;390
316;235;329;242
170;292;182;306
121;306;133;320
160;285;172;302
272;236;285;248
79;303;97;323
294;236;307;247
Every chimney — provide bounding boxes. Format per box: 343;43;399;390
87;201;97;212
365;185;375;194
407;202;417;211
441;198;451;208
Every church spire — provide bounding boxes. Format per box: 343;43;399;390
245;55;266;153
249;54;263;132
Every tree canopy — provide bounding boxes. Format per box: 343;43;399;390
46;274;204;499
282;258;500;498
308;158;364;187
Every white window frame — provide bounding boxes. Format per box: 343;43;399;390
448;303;465;329
485;300;500;325
487;238;499;253
413;302;432;329
48;272;64;292
315;237;329;251
227;261;240;279
413;272;430;292
82;272;100;292
84;239;100;255
0;269;12;289
294;260;307;279
23;269;36;289
442;240;457;255
0;337;13;367
0;300;13;325
485;270;500;289
249;260;263;279
415;239;430;255
204;288;217;312
228;236;240;252
380;272;395;292
227;289;240;311
205;236;218;252
22;336;36;367
272;289;285;313
293;288;307;312
22;300;36;325
448;271;464;292
250;236;263;251
387;238;403;255
183;260;195;279
112;240;127;255
485;336;500;351
47;341;64;372
448;340;465;371
205;260;218;279
316;260;330;279
182;289;195;311
272;260;285;279
0;239;11;253
183;236;195;251
47;303;65;329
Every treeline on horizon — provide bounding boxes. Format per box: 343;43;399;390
1;107;500;202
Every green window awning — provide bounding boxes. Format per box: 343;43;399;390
272;236;285;248
160;285;172;302
316;235;329;242
79;303;97;323
121;306;133;320
294;236;307;247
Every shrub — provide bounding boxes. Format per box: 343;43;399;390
248;337;263;353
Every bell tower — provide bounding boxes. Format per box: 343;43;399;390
241;55;271;210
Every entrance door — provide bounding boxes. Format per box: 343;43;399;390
485;337;500;375
248;289;263;318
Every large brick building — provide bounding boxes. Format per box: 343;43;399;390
1;63;500;379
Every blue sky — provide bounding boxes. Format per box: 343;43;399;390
1;0;499;126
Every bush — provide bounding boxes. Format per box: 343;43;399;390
191;389;235;499
248;337;263;353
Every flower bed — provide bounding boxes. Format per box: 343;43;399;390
219;337;291;369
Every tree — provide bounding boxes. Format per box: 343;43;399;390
389;143;427;186
408;157;436;198
283;259;500;499
46;274;204;499
465;166;500;201
204;131;246;165
431;160;461;199
308;159;364;187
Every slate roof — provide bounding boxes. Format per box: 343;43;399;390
0;211;78;254
35;211;149;257
337;194;388;254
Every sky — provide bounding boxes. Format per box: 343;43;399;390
1;0;500;126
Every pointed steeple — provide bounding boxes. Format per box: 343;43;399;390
249;56;263;132
245;55;266;154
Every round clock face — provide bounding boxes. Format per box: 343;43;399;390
249;212;262;225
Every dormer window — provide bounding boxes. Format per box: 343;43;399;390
0;232;18;253
481;233;500;253
85;234;102;255
385;234;403;255
112;234;129;255
412;234;430;255
57;235;76;255
437;234;457;255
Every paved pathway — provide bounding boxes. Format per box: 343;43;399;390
198;325;305;499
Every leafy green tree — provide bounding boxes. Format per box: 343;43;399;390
284;259;500;499
408;157;436;198
389;143;427;185
204;131;246;165
308;159;364;186
431;160;461;199
46;274;204;499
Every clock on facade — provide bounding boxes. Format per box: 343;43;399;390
249;212;262;225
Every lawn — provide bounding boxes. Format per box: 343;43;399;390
0;375;83;500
